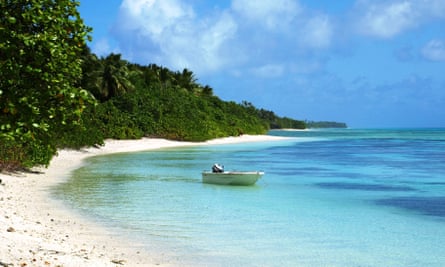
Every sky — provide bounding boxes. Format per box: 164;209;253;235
78;0;445;128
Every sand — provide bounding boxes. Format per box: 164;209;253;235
0;135;289;266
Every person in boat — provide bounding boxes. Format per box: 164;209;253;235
212;163;224;173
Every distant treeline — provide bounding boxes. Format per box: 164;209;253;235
71;50;307;143
305;121;348;128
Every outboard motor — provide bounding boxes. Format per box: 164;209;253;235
212;163;224;173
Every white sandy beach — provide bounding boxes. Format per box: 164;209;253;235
0;135;289;267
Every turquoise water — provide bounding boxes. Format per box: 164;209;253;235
54;129;445;266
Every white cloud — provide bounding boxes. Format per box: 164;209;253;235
111;0;336;75
354;1;416;38
353;0;445;39
231;0;301;30
91;38;114;56
231;0;335;54
300;15;333;48
161;11;239;72
114;0;239;73
200;13;240;69
422;39;445;61
119;0;194;38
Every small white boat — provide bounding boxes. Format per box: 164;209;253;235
202;164;264;186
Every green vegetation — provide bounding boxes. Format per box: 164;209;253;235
1;0;93;169
1;0;306;171
70;50;304;143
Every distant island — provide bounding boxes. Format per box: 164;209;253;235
306;121;348;128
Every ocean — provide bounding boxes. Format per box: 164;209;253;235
54;128;445;266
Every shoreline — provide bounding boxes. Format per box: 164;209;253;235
0;134;291;266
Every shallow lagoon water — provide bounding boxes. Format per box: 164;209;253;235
54;129;445;266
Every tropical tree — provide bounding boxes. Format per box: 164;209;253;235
0;0;93;167
79;46;103;99
99;53;135;100
174;68;197;92
202;85;214;96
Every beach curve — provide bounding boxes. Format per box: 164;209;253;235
0;134;290;267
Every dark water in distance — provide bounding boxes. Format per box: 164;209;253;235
54;128;445;266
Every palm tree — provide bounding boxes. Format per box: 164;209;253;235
175;68;196;92
100;53;134;100
202;85;213;96
79;47;104;101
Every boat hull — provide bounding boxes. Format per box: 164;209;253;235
202;171;264;186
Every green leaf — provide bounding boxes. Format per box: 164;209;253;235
8;17;16;24
0;0;93;167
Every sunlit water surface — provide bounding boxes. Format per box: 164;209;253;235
54;128;445;266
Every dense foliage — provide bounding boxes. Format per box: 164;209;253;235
1;1;306;171
0;0;93;169
63;50;301;143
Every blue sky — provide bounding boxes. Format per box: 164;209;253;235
78;0;445;128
